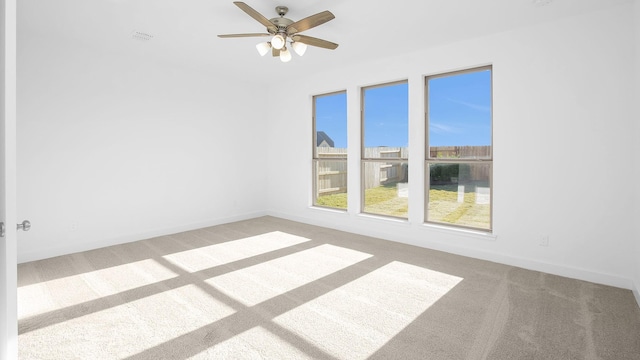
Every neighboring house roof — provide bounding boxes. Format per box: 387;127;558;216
316;131;334;147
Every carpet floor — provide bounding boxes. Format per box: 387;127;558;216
17;216;640;359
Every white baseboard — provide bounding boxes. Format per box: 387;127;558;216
20;208;639;304
18;211;268;264
267;209;634;291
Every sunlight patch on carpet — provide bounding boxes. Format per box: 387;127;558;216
163;231;311;272
19;284;236;360
273;261;463;359
18;258;178;319
205;244;373;306
191;326;315;360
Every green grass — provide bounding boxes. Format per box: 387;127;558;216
362;183;408;217
315;193;348;209
316;183;408;217
428;184;490;229
317;182;490;229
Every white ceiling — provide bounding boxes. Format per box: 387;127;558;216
18;0;632;82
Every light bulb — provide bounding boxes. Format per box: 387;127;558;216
292;41;307;56
280;47;292;62
256;42;270;56
271;34;285;50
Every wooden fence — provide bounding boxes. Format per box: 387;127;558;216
429;146;491;184
315;147;346;196
429;146;491;159
362;147;408;190
315;146;490;196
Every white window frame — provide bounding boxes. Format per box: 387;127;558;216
312;91;348;210
361;80;409;219
425;66;493;231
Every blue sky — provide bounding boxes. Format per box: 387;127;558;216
315;92;347;148
428;70;492;147
363;83;408;148
315;69;491;148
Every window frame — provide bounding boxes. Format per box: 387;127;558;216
360;80;409;219
312;90;348;210
424;66;493;232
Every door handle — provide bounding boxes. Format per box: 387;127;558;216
17;220;31;231
0;220;31;237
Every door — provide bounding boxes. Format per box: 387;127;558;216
1;0;17;359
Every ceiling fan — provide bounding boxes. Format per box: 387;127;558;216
218;2;338;63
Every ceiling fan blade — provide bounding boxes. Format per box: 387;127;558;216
272;48;281;57
233;1;277;33
218;33;271;38
291;35;338;50
286;11;335;35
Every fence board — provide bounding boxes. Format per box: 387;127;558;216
315;146;490;196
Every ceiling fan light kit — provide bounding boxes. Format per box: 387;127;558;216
292;41;307;56
256;42;271;56
271;34;286;50
280;47;292;62
218;2;338;63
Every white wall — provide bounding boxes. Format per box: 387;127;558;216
14;1;639;296
267;4;637;289
17;36;269;262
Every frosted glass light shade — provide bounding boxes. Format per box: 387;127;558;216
256;42;271;56
271;34;285;50
292;41;307;56
280;47;292;62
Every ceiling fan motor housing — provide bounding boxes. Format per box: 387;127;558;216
269;5;292;34
269;16;293;32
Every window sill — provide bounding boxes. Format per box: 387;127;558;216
357;213;410;225
423;223;497;241
309;205;348;214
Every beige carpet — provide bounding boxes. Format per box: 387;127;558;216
17;216;640;359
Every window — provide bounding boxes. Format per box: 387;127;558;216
313;91;348;209
361;81;409;218
426;66;492;231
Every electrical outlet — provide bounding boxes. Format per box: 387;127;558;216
540;235;549;247
70;222;79;232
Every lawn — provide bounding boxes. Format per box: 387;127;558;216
428;184;490;229
316;183;490;229
316;183;407;216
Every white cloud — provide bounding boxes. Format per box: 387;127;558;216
430;122;457;134
445;97;491;112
